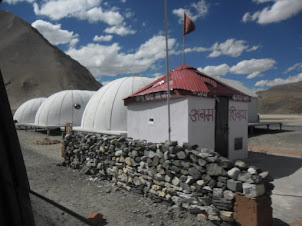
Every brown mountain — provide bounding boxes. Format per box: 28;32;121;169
257;81;302;114
0;10;101;112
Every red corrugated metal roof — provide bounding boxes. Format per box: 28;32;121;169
130;65;209;97
128;64;249;99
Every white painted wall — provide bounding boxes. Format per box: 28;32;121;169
127;96;248;160
127;98;188;144
248;97;259;123
228;100;248;160
188;96;215;150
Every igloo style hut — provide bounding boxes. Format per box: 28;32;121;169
80;76;155;134
35;90;95;128
124;65;251;160
13;97;47;126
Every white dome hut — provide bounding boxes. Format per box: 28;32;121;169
35;90;95;127
80;76;155;134
14;97;47;125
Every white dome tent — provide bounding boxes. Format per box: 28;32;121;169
35;90;95;128
14;97;47;125
80;76;155;134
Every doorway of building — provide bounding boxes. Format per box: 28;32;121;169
215;96;229;157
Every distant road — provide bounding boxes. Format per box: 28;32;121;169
260;114;302;127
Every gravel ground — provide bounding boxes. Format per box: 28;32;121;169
246;114;302;225
17;115;302;225
18;130;207;226
248;125;302;154
248;114;302;153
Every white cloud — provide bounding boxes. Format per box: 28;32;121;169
33;0;124;26
152;73;163;79
198;64;230;76
135;35;175;60
242;13;250;23
230;58;276;74
185;46;209;53
173;38;258;58
242;11;261;23
247;45;260;52
191;0;209;20
172;8;188;22
246;71;263;79
69;38;79;48
66;35;176;77
32;20;79;47
255;73;302;87
104;24;136;36
93;35;113;42
197;58;275;79
252;0;273;3
171;46;208;55
124;10;134;18
208;39;250;58
172;0;208;23
4;0;34;4
285;62;302;73
242;0;302;24
254;80;268;87
121;0;126;3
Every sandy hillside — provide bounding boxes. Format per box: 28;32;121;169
0;10;101;112
257;82;302;114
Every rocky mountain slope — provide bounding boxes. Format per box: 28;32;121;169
0;11;101;112
257;81;302;114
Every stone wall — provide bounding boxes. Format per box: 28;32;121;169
62;133;274;224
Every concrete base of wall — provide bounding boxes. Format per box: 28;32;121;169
234;193;272;226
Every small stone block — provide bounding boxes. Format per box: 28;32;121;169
243;183;265;198
227;179;242;192
197;213;208;222
227;167;240;180
220;211;234;222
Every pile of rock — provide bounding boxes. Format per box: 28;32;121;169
62;133;274;224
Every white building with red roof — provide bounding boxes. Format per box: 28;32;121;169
124;65;250;160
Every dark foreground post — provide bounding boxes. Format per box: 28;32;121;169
0;70;35;226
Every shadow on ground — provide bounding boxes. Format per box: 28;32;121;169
30;193;108;226
273;218;289;226
245;152;302;179
248;127;293;138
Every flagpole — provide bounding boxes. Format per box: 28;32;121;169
183;33;185;65
183;13;185;65
164;0;171;142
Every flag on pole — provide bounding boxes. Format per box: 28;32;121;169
184;13;196;35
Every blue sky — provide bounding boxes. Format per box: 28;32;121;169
1;0;302;91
